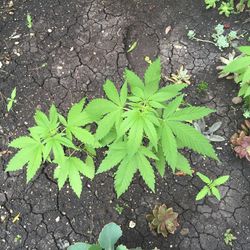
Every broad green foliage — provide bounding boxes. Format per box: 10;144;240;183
68;222;141;250
7;100;96;198
223;46;250;116
90;58;218;197
6;58;218;199
196;172;229;201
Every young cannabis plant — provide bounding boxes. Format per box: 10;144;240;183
6;99;96;198
90;58;218;197
68;222;140;250
196;172;229;201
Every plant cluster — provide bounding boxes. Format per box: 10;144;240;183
230;120;250;161
188;24;238;51
168;66;191;85
224;229;237;246
212;24;238;51
7;87;16;112
6;59;218;198
222;46;250;118
68;222;141;250
146;204;179;238
204;0;250;16
196;172;229;200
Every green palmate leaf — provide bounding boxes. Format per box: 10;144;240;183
197;172;211;184
7;136;43;182
167;106;214;121
175;153;192;175
144;58;161;96
137;152;155;192
125;69;144;94
26;144;43;182
115;158;137;197
155;145;166;177
9;136;36;148
161;123;177;170
127;116;144;155
6;148;32;171
54;157;86;198
211;187;221;200
84;156;95;180
95;110;120;140
98;222;122;249
120;82;128;106
196;186;209;200
223;56;250;73
212;175;229;186
70;127;95;145
243;67;250;83
143;116;158;149
163;95;184;119
67;98;90;126
150;84;187;103
103;79;121;105
167;121;218;160
97;142;127;174
238;46;250;55
85;98;117;122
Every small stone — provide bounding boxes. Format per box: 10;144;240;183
129;220;136;228
0;61;2;68
55;216;60;222
232;96;242;104
180;227;189;236
48;29;52;33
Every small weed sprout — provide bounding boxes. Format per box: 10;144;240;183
196;172;229;201
224;229;237;246
7;87;17;112
26;14;33;29
197;81;208;93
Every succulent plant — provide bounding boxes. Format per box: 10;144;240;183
194;119;225;142
230;120;250;161
146;204;179;238
168;66;191;85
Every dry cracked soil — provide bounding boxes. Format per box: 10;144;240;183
0;0;250;249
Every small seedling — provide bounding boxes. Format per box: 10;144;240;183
127;41;137;53
26;14;32;29
7;87;16;112
224;229;237;246
114;204;124;215
196;172;229;201
218;2;234;16
197;81;208;93
14;234;22;243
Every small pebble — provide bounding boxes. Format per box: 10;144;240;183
129;220;136;228
232;96;242;105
